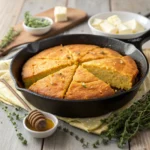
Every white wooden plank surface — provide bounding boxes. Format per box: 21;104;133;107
0;103;42;150
0;0;25;39
64;0;110;34
111;0;150;49
43;120;127;150
17;0;67;22
111;1;150;150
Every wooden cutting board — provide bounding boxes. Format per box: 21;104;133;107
0;7;87;56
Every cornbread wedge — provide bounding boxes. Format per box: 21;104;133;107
29;65;77;99
64;44;98;62
81;47;122;62
22;58;73;88
65;66;114;100
33;45;73;60
82;56;139;90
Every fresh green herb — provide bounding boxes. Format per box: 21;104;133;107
0;103;27;145
58;125;89;148
67;56;71;59
24;11;50;28
0;28;21;51
100;51;105;55
17;133;27;145
81;82;87;88
100;90;150;148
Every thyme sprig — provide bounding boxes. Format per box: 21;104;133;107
100;90;150;148
1;103;28;145
0;27;21;51
58;125;89;148
24;11;50;28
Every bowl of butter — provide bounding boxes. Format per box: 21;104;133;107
88;11;150;39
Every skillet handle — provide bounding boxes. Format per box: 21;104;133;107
122;29;150;51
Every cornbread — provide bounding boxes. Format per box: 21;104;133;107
82;56;139;90
81;47;122;62
64;44;98;62
33;45;73;60
22;44;139;100
29;65;77;99
22;58;73;88
65;66;115;100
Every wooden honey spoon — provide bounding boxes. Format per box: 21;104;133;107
27;110;46;131
0;79;46;131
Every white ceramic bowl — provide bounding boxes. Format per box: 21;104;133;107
23;111;58;138
23;17;53;35
88;11;150;39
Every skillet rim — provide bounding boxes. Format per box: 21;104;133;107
10;34;149;103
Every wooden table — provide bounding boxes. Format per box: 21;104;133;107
0;0;150;149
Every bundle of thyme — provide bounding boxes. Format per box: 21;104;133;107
100;90;150;148
0;27;21;51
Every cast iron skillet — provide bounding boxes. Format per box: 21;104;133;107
10;32;150;117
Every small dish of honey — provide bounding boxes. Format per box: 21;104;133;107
23;111;58;138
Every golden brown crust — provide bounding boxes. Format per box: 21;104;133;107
73;66;98;83
82;56;138;79
81;47;122;62
22;59;73;87
33;45;73;60
82;56;139;90
64;44;98;62
65;66;114;100
29;65;77;99
22;44;139;100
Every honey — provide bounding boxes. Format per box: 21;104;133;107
26;118;54;131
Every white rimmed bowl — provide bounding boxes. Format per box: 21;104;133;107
23;111;58;138
23;17;53;35
88;11;150;39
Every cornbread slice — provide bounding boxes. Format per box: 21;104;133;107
29;65;77;99
64;44;98;62
22;58;73;88
81;47;122;62
34;45;73;60
82;56;139;90
65;66;114;100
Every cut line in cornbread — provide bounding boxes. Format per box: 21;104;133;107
22;58;73;88
64;44;98;62
82;56;139;90
65;66;115;100
29;65;77;99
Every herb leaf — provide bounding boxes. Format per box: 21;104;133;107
24;11;50;28
0;28;21;51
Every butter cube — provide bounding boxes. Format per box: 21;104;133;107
107;15;122;26
92;18;103;30
124;19;145;33
92;18;103;26
100;21;118;34
118;23;133;34
54;6;67;22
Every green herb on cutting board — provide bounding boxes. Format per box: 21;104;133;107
24;11;50;28
97;90;150;148
0;27;21;51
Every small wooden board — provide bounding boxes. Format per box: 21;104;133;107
0;8;87;56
